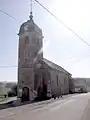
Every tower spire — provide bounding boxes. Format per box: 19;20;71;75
30;0;33;19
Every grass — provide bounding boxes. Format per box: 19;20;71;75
0;98;7;102
0;95;8;103
0;96;17;105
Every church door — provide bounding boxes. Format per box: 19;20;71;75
21;87;29;102
42;77;47;98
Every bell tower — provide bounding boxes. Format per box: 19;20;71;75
17;0;43;100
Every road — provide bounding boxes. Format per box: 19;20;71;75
0;93;90;120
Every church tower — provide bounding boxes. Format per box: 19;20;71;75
18;2;43;100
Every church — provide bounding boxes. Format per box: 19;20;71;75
17;10;74;101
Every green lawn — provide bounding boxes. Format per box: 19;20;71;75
0;96;17;104
0;98;7;102
0;95;8;103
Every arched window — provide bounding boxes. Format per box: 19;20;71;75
56;75;58;86
25;36;29;44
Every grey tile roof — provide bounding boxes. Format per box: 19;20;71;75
18;18;42;35
43;58;71;75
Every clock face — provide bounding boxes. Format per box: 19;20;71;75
24;25;28;31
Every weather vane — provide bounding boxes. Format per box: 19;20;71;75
30;0;32;14
30;0;33;19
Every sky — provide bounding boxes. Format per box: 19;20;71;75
0;0;90;82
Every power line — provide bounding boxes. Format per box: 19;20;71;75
30;0;32;13
0;2;90;66
74;55;90;63
0;66;17;68
0;2;90;47
0;8;20;23
0;9;16;20
0;55;90;68
34;0;90;47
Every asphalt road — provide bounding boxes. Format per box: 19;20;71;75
0;93;90;120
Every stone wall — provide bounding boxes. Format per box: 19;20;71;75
50;69;70;95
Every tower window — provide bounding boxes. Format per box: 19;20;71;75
24;51;31;58
25;36;29;44
56;75;58;86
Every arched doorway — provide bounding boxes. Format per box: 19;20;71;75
34;69;50;100
21;87;29;102
37;77;48;100
42;77;47;98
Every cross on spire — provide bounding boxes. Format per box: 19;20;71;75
30;0;33;19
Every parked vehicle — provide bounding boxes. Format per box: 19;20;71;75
75;87;87;93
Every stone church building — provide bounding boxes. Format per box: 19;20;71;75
17;12;74;101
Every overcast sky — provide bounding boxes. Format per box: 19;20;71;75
0;0;90;82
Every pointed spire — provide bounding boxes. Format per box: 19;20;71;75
29;0;33;19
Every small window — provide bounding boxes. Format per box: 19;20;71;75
25;36;29;44
56;75;58;86
24;51;27;57
24;51;31;58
